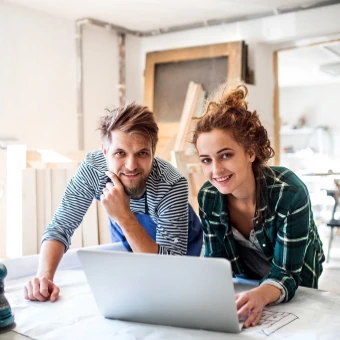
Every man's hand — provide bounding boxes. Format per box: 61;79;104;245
24;276;60;302
101;171;158;253
101;171;133;222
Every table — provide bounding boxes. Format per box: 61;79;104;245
1;244;340;339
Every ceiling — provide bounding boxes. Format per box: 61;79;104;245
279;41;340;86
4;0;337;33
4;0;340;87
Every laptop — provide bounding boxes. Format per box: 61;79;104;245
77;249;245;333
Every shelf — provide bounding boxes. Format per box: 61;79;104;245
280;127;314;135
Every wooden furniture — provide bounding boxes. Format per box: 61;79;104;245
1;146;111;259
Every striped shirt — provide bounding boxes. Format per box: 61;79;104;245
198;166;325;302
42;150;191;255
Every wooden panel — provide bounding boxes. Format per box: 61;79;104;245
21;169;38;255
51;169;67;212
82;199;99;247
188;165;206;215
97;200;111;245
171;151;205;214
155;122;179;160
36;169;46;252
6;145;27;258
66;168;83;249
0;150;7;258
44;169;52;227
174;82;205;153
4;150;88;256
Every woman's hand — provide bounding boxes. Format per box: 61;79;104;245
235;284;281;328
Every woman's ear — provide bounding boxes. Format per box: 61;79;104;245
248;149;256;162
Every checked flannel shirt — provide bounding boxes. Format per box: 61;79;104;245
198;166;325;302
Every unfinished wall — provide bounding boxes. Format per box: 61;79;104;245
135;3;340;143
82;25;119;151
1;3;340;153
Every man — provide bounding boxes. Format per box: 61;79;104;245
24;103;203;302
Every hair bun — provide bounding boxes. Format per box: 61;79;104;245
221;84;248;110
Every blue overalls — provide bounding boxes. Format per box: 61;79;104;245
107;193;203;256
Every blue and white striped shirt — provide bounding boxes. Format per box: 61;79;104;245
42;150;192;255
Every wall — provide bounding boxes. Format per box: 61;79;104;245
0;3;122;153
0;3;77;152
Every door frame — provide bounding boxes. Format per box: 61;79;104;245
273;38;340;165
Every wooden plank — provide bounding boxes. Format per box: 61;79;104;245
174;82;205;153
44;169;52;227
82;199;99;247
185;89;206;156
36;169;46;252
21;168;38;255
173;81;197;152
187;165;206;215
0;150;7;258
51;169;67;212
66;168;83;249
97;200;111;245
171;151;205;215
155;122;179;160
6;145;27;258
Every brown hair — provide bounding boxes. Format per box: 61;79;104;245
192;84;274;168
98;103;159;154
192;84;275;218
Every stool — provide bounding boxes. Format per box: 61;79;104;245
326;219;340;262
325;180;340;262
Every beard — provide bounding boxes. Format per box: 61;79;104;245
118;171;147;199
123;182;146;199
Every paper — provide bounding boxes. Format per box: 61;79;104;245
243;309;298;336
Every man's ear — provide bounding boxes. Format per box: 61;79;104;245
102;143;108;156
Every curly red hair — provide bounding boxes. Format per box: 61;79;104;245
192;84;274;170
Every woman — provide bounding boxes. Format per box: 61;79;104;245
192;84;325;328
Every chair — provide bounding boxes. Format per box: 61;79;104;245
326;179;340;262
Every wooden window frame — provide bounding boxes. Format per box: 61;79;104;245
143;41;246;111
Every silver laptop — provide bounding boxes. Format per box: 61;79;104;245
77;249;244;333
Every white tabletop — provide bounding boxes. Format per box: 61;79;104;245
2;244;340;339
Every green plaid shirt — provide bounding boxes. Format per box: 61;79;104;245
198;166;325;302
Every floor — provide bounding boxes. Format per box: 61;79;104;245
318;224;340;293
